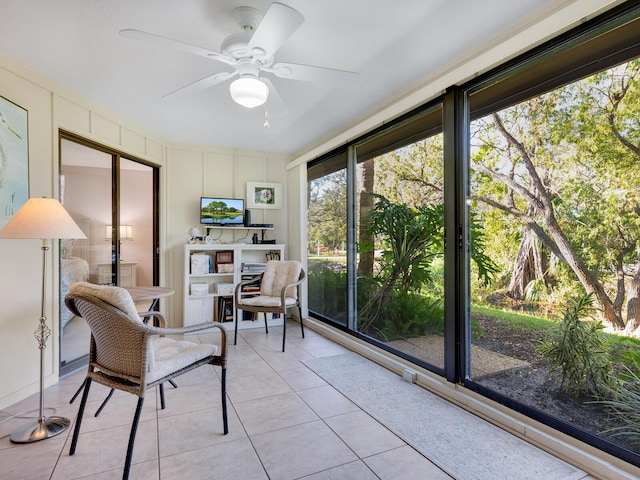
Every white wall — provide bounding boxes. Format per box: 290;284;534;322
164;145;290;325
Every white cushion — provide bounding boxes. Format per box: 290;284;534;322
69;281;141;322
240;295;298;308
260;261;302;299
147;337;216;383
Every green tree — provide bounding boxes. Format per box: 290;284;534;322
471;59;640;331
308;170;347;253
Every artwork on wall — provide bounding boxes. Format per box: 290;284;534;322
0;95;29;229
246;182;282;210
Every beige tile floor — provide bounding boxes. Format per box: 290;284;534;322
0;321;453;479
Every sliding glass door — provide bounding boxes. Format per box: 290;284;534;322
59;134;158;375
306;3;640;467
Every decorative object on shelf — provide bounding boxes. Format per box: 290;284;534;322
189;225;200;243
190;282;209;296
215;283;234;295
246;181;282;209
0;197;86;443
191;253;211;274
215;250;234;273
266;250;281;261
0;95;29;229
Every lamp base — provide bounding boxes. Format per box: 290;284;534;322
10;416;70;443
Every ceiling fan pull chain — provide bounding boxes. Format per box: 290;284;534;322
264;109;270;129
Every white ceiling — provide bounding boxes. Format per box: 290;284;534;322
0;0;598;156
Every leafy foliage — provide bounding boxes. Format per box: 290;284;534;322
595;360;640;446
370;290;444;341
537;293;616;396
307;262;347;321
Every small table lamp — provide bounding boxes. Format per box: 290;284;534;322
0;197;86;443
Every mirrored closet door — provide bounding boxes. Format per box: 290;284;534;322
59;134;158;375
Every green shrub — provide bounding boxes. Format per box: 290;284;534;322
594;360;640;446
361;290;444;341
537;293;616;396
307;263;347;319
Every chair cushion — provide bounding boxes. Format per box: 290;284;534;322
69;282;141;322
260;261;302;299
147;337;217;383
239;295;298;308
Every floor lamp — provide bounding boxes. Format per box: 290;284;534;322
0;197;86;443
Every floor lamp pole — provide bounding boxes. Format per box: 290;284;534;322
10;239;71;443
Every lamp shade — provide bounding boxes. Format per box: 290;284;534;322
0;197;86;240
106;224;133;241
229;77;269;108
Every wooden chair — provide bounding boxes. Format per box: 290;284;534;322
65;282;228;480
234;260;305;352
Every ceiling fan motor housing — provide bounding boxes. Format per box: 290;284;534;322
233;6;262;32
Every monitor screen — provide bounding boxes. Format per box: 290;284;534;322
200;197;244;225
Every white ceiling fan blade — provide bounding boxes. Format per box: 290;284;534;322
163;71;237;98
262;78;288;119
247;3;304;59
120;29;235;66
267;62;361;89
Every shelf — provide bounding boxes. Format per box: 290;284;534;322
202;225;273;231
202;225;274;243
183;243;284;327
188;273;234;277
188;293;230;299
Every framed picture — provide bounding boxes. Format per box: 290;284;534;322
215;250;234;273
0;95;29;229
246;182;282;209
216;251;233;264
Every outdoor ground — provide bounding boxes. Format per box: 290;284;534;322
471;314;635;452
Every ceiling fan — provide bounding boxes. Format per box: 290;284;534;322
120;2;361;116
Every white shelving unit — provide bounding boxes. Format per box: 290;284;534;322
183;243;285;328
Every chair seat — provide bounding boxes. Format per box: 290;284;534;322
239;295;298;308
147;337;217;383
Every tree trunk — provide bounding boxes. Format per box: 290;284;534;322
507;228;547;300
625;247;640;334
490;112;625;330
545;214;625;329
357;159;375;278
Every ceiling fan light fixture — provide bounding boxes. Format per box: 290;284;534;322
229;76;269;108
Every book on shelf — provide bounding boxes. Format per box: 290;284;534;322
241;262;266;272
214;296;233;322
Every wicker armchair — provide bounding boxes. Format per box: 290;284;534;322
234;260;305;352
65;282;228;480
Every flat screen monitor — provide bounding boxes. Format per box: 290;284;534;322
200;197;244;225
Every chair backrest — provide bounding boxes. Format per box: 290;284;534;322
66;282;151;382
260;260;303;299
69;281;142;320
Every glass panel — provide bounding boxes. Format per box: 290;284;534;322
120;157;154;287
469;59;640;456
307;152;348;325
60;139;112;369
355;105;445;369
